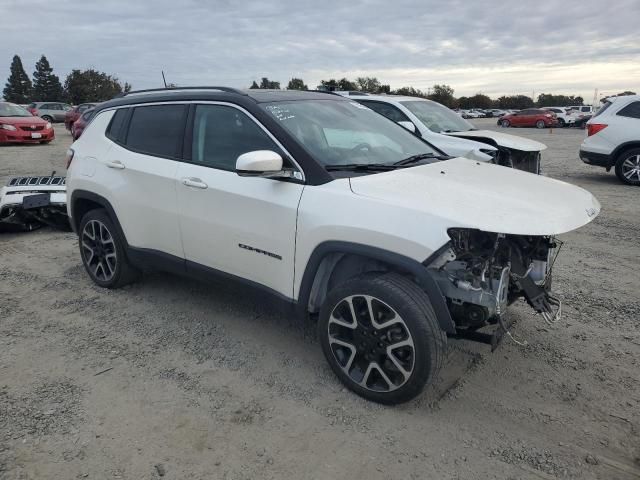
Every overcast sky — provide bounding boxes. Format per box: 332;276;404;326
3;0;639;101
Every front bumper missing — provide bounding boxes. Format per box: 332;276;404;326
0;175;70;231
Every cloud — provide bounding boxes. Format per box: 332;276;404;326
2;0;639;99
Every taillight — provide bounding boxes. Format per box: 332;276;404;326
587;124;607;136
65;148;75;169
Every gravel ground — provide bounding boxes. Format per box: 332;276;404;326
1;119;639;480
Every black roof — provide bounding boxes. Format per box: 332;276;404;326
94;87;343;113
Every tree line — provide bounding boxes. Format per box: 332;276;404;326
3;54;131;104
251;76;635;109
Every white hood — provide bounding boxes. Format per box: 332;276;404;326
349;157;600;236
444;130;547;152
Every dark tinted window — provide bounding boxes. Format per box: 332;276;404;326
191;105;281;170
106;108;129;142
125;104;186;158
359;101;410;123
617;101;640;119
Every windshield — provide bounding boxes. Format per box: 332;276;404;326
263;100;440;167
0;103;33;118
400;100;474;133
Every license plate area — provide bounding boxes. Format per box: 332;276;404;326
31;133;42;139
22;193;50;209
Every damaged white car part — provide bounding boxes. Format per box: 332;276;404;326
426;230;562;348
0;174;70;231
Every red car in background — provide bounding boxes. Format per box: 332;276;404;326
65;103;97;130
498;109;559;128
0;102;55;144
71;107;98;140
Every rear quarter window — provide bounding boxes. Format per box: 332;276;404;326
617;101;640;119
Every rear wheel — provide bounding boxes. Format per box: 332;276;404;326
500;119;510;128
536;120;546;129
614;148;640;186
79;209;140;288
318;272;446;404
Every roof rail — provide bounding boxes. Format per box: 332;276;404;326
115;86;247;98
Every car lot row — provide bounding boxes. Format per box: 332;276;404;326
2;91;639;186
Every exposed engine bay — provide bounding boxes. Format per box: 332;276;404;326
0;174;70;232
428;228;562;343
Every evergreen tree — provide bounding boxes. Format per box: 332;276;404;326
3;55;32;103
32;55;63;101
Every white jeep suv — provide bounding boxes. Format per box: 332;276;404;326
66;87;600;404
580;95;640;185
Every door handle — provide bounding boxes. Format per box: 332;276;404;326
105;160;125;170
181;177;208;189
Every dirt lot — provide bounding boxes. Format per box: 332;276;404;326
1;119;639;480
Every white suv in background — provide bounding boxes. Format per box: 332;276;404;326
66;87;600;404
580;95;640;185
345;94;546;174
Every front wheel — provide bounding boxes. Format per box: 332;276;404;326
536;120;546;129
500;119;510;128
614;148;640;185
41;115;53;122
318;272;446;404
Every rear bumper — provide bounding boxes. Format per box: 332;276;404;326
0;129;55;143
580;149;612;168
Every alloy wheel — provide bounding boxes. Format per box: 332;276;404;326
621;154;640;182
327;295;415;392
81;219;117;282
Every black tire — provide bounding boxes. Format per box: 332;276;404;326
557;118;565;127
41;115;53;122
318;272;446;404
500;119;510;128
536;120;546;129
78;209;140;288
614;148;640;186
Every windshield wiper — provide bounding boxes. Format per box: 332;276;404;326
393;153;445;166
324;163;397;172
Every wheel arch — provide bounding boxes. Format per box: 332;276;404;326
612;141;640;162
70;190;128;246
297;241;456;333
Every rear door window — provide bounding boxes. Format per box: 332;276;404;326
124;104;187;158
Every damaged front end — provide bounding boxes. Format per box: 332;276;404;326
427;228;562;349
0;174;70;232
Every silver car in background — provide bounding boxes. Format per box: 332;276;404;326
28;102;72;122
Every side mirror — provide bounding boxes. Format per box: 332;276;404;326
236;150;295;179
397;121;416;133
